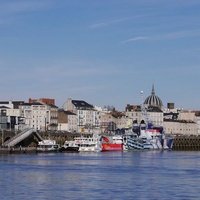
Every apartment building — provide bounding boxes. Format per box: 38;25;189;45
63;98;102;133
0;101;24;130
19;102;58;131
57;109;77;132
163;109;198;135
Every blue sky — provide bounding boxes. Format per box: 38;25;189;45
1;0;200;110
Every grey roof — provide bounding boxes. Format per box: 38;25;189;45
72;100;94;109
0;106;10;109
13;101;25;108
58;109;76;115
0;101;9;104
47;104;58;108
20;102;43;106
147;106;163;113
0;101;24;109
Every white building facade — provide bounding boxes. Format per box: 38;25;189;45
19;103;58;131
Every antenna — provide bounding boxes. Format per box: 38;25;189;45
140;90;149;124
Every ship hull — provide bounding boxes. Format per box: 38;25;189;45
102;143;123;151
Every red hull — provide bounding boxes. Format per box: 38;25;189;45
102;143;123;151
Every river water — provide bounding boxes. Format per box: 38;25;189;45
0;151;200;200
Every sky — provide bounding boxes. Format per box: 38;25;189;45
1;0;200;110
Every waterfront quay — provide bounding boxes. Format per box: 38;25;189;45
1;130;200;154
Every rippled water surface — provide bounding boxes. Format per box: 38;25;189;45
0;151;200;200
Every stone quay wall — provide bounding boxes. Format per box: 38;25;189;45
172;135;200;151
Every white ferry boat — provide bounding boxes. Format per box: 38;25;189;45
37;139;60;152
75;134;102;152
60;134;102;152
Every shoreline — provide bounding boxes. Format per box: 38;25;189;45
0;147;37;154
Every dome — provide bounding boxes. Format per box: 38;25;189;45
144;85;163;108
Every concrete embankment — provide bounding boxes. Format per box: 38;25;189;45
0;147;37;154
172;135;200;150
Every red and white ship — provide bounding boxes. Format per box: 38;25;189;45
101;135;123;151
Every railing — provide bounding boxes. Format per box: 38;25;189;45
2;128;43;147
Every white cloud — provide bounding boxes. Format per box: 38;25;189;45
89;22;108;29
160;30;200;40
122;29;200;44
122;36;149;44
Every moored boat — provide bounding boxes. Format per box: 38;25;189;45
123;122;174;151
77;134;102;152
101;135;123;151
37;139;60;152
60;134;102;152
59;140;79;152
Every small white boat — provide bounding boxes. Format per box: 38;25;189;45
37;139;60;152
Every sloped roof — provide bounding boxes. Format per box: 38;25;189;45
58;109;76;115
0;106;10;109
47;104;58;108
72;100;94;109
0;101;9;104
13;101;25;108
0;101;24;108
126;104;141;112
20;102;43;106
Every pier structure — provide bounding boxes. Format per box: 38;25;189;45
0;129;43;154
172;135;200;150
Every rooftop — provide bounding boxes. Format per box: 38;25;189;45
72;100;94;109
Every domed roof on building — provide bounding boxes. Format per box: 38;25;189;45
144;85;163;108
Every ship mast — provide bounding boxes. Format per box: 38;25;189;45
140;90;149;125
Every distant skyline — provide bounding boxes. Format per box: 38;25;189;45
1;0;200;110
